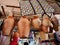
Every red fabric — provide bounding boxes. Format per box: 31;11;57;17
10;37;18;45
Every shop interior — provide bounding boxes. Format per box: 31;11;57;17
0;0;60;45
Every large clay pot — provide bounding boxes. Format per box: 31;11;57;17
32;16;41;30
17;16;30;38
2;16;15;36
42;15;52;33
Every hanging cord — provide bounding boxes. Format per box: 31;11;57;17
36;0;52;18
29;0;36;15
35;0;44;29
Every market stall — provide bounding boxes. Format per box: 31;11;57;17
0;0;60;45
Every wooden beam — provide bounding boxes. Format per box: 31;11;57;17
1;6;6;17
54;12;60;14
6;5;20;8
